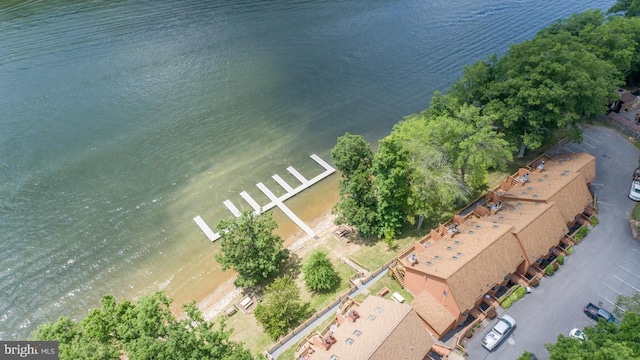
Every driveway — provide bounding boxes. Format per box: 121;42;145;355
464;125;640;360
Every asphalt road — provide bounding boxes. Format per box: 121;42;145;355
464;125;640;360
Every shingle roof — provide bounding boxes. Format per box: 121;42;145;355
312;296;432;360
412;291;457;336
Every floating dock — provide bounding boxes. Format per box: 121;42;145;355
194;154;336;242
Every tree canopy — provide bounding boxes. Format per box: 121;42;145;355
253;276;309;340
32;292;255;360
331;133;379;238
302;250;340;292
215;211;289;288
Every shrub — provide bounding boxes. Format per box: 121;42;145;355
545;264;555;276
590;216;599;226
566;246;574;255
573;226;589;241
514;286;527;299
557;255;565;266
501;298;513;308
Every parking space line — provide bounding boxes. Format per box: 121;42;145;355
605;284;624;296
583;134;602;143
598;293;616;305
597;201;613;207
633;249;640;255
624;255;640;267
620;266;640;281
612;274;640;292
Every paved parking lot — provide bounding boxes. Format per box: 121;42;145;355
464;125;640;359
598;247;640;315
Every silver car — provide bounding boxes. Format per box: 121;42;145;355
482;315;516;351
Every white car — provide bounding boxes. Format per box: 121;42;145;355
482;315;516;351
630;168;640;201
569;328;587;341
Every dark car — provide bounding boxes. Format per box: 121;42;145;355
584;303;616;322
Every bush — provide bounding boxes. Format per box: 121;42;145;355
513;286;527;299
518;351;536;360
545;264;555;276
557;255;565;265
573;226;589;241
590;216;599;226
501;298;513;308
566;246;574;255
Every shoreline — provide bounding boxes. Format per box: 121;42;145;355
199;211;339;321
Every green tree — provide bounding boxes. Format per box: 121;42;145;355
425;102;513;188
486;31;621;156
215;211;289;288
331;133;379;238
614;292;640;318
33;292;255;360
254;277;309;340
372;136;413;240
302;250;340;292
390;115;469;228
609;0;640;17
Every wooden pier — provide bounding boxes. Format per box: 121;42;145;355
194;154;335;242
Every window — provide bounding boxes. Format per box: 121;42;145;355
375;307;383;313
368;314;376;321
346;338;355;344
353;329;362;336
330;356;339;360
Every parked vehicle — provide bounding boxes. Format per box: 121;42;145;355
630;167;640;201
569;328;587;341
482;315;516;351
583;303;616;323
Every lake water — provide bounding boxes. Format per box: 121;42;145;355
0;0;615;339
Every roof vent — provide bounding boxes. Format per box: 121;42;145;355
535;201;542;205
520;191;528;195
446;246;454;251
468;230;475;234
452;254;461;260
475;224;482;228
456;252;463;257
558;161;565;165
544;174;550;178
454;240;461;245
538;178;545;182
499;216;505;220
426;261;434;266
434;255;441;260
492;224;499;229
517;202;524;205
532;194;540;198
527;186;533;190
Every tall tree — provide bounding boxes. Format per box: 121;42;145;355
331;133;379;238
486;32;621;155
372;136;413;240
254;277;309;340
609;0;640;17
33;292;255;360
614;292;640;319
215;211;289;288
425;103;513;188
302;250;340;292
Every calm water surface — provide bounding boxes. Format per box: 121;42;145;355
0;0;614;339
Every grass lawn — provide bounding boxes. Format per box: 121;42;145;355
349;226;428;271
633;202;640;222
354;271;414;304
225;310;272;356
300;259;356;312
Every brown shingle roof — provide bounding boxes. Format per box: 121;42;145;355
412;291;457;336
482;200;568;263
312;296;433;360
539;152;596;184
